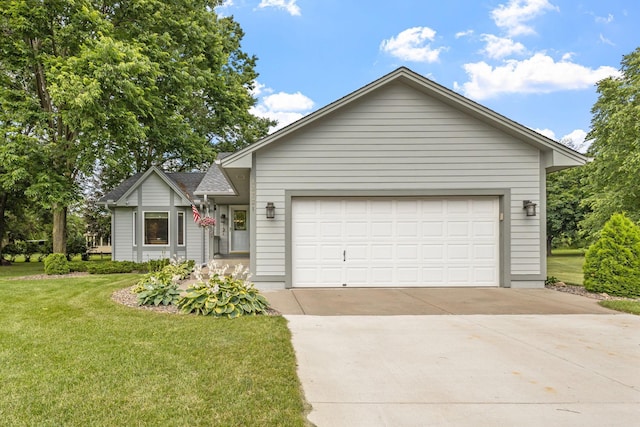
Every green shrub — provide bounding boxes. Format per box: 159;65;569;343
177;262;269;318
68;261;89;272
66;235;87;261
2;243;20;262
44;253;70;275
87;261;140;274
583;213;640;298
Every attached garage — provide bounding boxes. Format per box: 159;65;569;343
220;67;587;289
292;197;500;287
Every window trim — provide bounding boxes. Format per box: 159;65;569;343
133;211;137;247
143;211;170;246
177;211;185;246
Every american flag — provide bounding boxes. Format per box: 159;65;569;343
191;204;201;223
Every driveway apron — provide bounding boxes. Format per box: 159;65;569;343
273;289;640;426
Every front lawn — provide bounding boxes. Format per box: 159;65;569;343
0;274;308;426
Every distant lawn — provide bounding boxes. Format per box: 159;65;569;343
0;274;308;426
0;261;44;277
547;248;585;285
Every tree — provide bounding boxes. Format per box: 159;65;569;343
583;47;640;236
0;0;273;253
583;213;640;298
546;166;591;254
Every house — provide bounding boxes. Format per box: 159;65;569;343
101;67;586;289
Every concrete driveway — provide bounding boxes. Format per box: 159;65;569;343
264;289;640;426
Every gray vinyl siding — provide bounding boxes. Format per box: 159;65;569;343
113;174;209;264
254;81;542;278
113;208;134;261
141;174;171;206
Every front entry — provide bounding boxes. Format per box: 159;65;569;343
230;205;249;253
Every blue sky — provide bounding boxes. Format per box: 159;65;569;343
218;0;639;152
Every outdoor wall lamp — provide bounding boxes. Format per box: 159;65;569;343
266;202;276;219
523;200;537;217
220;214;227;224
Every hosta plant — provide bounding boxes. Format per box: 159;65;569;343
177;261;269;318
136;273;181;306
133;257;194;306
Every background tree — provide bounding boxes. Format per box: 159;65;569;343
583;47;640;236
0;0;273;254
546;166;591;254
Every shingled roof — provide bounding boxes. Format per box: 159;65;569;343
100;162;233;205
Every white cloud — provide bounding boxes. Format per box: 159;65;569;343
454;53;620;100
263;91;314;112
599;33;615;46
249;81;271;97
251;89;314;133
481;34;526;59
380;27;445;63
258;0;301;16
455;30;474;38
594;13;614;24
533;128;591;153
534;127;556;139
491;0;559;36
561;129;591;153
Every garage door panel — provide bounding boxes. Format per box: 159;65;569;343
446;199;470;214
421;221;443;237
397;221;419;237
372;245;393;261
447;267;471;284
447;245;470;260
371;267;393;284
371;221;393;238
292;197;499;287
423;244;444;261
419;199;442;213
397;244;419;261
319;245;342;261
447;221;470;237
474;244;497;260
473;221;497;237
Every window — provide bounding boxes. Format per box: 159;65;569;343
133;212;137;246
177;212;185;246
144;212;169;245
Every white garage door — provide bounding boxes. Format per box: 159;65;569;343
292;197;499;287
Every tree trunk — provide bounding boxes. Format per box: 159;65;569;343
547;235;553;256
52;205;67;254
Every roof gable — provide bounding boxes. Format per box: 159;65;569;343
101;167;200;206
222;67;587;171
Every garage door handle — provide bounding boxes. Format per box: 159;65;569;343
343;250;346;262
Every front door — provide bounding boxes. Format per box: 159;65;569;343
230;205;249;253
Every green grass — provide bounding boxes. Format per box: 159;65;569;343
547;248;585;285
0;274;308;426
599;300;640;315
0;261;44;277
